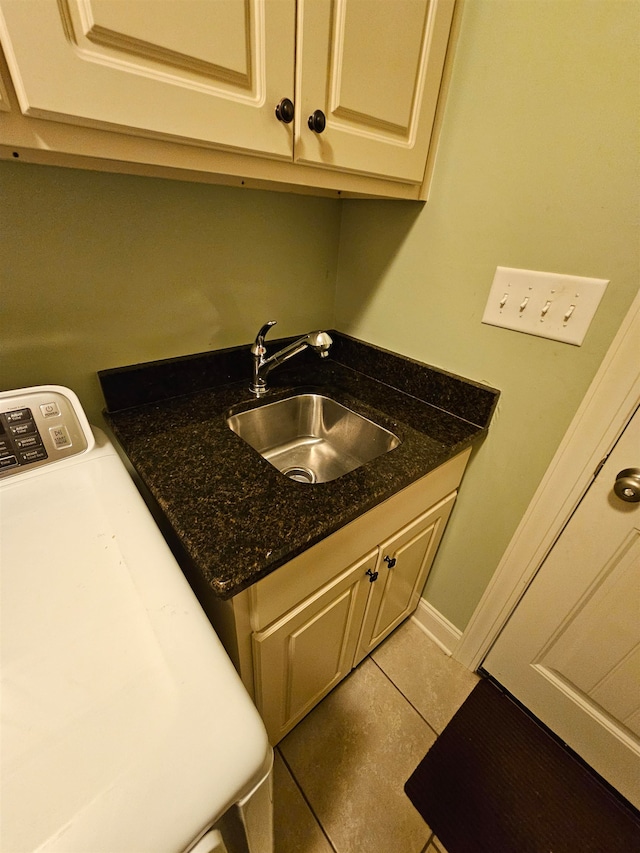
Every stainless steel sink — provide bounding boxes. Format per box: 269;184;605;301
227;393;400;483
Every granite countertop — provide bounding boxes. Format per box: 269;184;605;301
99;332;499;599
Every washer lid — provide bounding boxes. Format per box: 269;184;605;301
1;433;270;853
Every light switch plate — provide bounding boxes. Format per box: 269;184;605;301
482;267;609;345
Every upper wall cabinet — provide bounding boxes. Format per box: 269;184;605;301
0;0;457;199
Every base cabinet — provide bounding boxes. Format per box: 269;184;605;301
254;493;457;743
199;449;470;745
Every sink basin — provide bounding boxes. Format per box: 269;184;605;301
227;393;400;483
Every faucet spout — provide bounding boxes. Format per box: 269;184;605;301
250;322;333;396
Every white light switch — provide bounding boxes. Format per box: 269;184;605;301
482;267;608;345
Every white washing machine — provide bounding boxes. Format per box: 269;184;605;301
0;385;273;853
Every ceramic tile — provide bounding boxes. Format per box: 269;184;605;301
371;619;478;734
273;750;333;853
279;658;436;853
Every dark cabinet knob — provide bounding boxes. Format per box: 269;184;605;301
275;98;294;124
307;109;326;133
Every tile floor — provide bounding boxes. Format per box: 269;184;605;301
272;618;479;853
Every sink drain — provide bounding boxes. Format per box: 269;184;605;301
283;466;317;484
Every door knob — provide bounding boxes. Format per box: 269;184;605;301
383;555;396;568
613;468;640;503
307;109;326;133
275;98;294;123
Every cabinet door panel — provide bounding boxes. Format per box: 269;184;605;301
287;588;354;717
87;1;250;78
0;0;295;157
295;0;454;182
333;0;428;132
253;551;375;744
355;492;456;663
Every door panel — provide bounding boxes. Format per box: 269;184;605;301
331;0;428;133
252;551;374;744
535;530;639;734
84;0;251;80
0;0;295;157
355;492;456;663
484;406;640;807
295;0;454;182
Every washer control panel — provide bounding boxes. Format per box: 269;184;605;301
0;387;93;479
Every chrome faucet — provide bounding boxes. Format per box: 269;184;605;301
250;320;333;396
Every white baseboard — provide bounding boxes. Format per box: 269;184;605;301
411;598;462;656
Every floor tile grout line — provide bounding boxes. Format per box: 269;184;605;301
420;833;435;853
274;642;446;852
369;654;440;739
275;744;340;853
367;653;443;848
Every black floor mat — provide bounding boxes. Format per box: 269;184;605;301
405;678;640;853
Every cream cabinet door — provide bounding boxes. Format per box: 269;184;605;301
253;550;375;744
295;0;455;182
0;0;295;158
355;492;457;663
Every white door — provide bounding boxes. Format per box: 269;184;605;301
484;405;640;808
0;0;295;158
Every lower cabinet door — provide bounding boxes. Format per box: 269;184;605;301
354;492;457;664
253;550;376;744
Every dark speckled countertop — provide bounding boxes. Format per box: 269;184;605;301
99;332;499;599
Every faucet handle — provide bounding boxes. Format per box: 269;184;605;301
253;320;277;354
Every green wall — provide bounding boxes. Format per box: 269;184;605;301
0;166;341;423
335;0;640;628
1;0;638;634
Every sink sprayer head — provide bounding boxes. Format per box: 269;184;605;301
306;331;333;355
